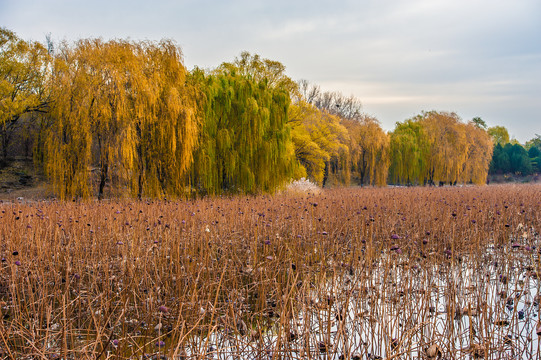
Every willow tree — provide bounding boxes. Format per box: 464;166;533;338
461;121;493;184
132;40;199;199
229;51;299;96
190;62;294;195
43;43;93;199
0;27;49;159
419;111;470;184
389;119;429;185
389;111;493;185
79;39;147;199
344;116;390;186
288;100;349;186
291;81;356;186
43;38;198;199
487;125;510;146
289;101;328;182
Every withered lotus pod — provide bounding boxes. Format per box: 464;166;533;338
426;344;442;358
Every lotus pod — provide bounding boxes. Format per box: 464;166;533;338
469;343;484;358
426;344;442;358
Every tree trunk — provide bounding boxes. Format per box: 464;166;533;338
98;160;108;200
322;161;329;188
0;124;9;160
138;169;143;200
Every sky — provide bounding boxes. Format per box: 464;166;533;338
1;0;540;142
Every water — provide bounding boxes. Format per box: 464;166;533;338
150;246;541;359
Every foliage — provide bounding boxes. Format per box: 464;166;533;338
488;125;510;146
527;140;540;173
525;134;541;172
490;142;534;175
288;100;349;186
462;121;495;184
0;27;49;159
42;38;198;199
528;146;540;158
390;112;493;185
293;82;391;187
525;134;541;151
471;116;487;129
229;51;299;96
190;62;295;195
489;143;510;174
343;116;389;186
389;119;429;185
1;27;534;198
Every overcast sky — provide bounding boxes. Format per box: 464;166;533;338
2;0;540;142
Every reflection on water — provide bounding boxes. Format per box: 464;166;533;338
125;245;541;359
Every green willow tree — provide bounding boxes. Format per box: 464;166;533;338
189;60;295;195
389;119;429;185
231;51;299;96
488;125;510;146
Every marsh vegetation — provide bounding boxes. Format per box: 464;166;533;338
1;184;540;359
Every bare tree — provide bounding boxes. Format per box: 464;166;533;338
297;80;363;121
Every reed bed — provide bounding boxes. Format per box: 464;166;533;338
1;184;540;359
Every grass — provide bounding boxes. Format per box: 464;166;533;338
0;184;540;359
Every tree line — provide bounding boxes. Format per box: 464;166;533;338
488;127;540;176
1;28;539;199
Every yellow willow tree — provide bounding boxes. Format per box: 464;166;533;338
419;111;470;184
133;40;199;199
390;111;493;186
43;38;198;199
0;27;49;159
288;101;327;182
43;43;93;199
344;116;390;186
461;121;493;184
288;100;349;186
189;63;295;195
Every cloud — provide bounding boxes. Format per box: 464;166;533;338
1;0;540;141
262;19;321;40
